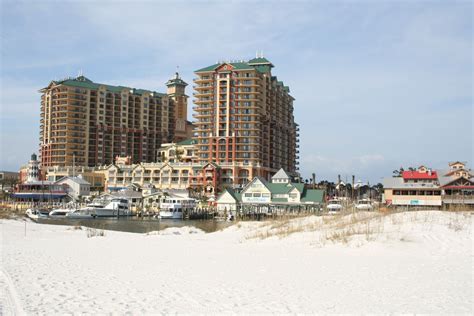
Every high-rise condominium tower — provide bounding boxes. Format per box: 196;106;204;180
193;56;299;181
39;75;176;167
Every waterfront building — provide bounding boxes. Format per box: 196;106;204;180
44;165;105;192
383;166;442;206
215;187;241;212
193;56;300;184
39;74;180;167
55;176;91;200
438;162;474;205
13;153;68;201
383;162;474;207
102;138;268;195
215;169;324;213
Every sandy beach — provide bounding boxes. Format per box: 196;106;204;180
1;211;472;314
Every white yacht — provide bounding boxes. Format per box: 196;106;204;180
81;198;131;218
326;199;343;212
64;198;131;219
49;208;74;217
49;202;77;217
355;199;374;210
159;197;196;219
65;209;96;219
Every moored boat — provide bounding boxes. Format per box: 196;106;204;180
66;209;96;219
159;197;196;219
49;208;74;217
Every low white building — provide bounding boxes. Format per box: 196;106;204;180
216;188;241;212
55;176;90;200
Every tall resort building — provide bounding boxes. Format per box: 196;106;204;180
39;73;187;167
193;56;299;183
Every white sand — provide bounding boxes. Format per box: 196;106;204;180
1;211;472;314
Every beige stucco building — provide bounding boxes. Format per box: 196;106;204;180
39;73;187;167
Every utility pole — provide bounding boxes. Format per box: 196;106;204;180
352;175;355;201
73;153;76;178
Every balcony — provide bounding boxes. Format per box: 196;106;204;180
194;77;213;83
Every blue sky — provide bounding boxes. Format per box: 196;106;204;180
0;0;472;183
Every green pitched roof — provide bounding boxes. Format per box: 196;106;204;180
301;189;324;203
177;139;196;146
254;65;271;73
166;73;188;87
247;57;273;66
195;63;220;73
266;183;293;194
195;57;273;73
223;187;241;202
292;183;305;193
46;75;166;97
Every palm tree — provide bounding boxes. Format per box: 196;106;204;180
393;167;404;177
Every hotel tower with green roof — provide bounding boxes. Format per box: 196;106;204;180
193;56;299;184
39;74;183;167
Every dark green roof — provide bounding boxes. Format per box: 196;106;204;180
166;73;188;87
45;75;166;97
177;139;196;146
254;65;271;73
195;57;274;73
195;63;220;73
292;183;305;193
195;62;255;73
247;57;273;67
223;187;241;202
267;183;293;194
301;189;324;203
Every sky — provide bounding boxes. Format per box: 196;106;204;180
0;0;472;183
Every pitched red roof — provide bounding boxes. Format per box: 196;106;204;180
402;170;438;180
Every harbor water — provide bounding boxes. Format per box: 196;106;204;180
35;217;234;234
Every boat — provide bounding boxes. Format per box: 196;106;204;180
49;208;74;217
65;209;96;219
326;199;343;212
91;198;131;217
355;199;374;210
63;198;131;219
49;202;77;217
159;196;196;219
25;208;50;219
